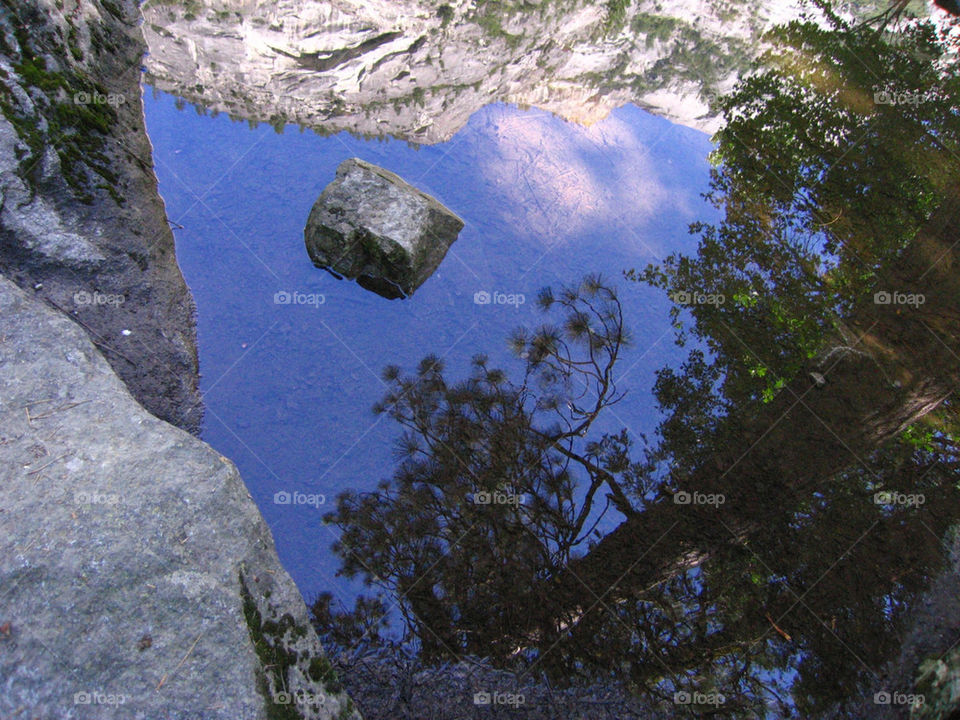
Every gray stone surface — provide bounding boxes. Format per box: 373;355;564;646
304;158;464;299
0;0;201;433
0;277;359;720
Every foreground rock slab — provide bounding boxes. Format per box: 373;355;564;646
0;0;201;433
0;277;358;720
304;157;464;299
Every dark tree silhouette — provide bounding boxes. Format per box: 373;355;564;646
537;0;960;652
325;276;641;660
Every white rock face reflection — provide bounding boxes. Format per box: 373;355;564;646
475;109;691;247
141;0;801;143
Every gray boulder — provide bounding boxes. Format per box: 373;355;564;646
304;158;464;299
0;276;359;720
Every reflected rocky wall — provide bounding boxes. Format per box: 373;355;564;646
141;0;817;142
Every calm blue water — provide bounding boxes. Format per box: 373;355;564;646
143;90;718;607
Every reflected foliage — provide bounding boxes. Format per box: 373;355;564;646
319;3;960;717
325;276;639;661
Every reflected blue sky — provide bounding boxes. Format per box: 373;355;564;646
144;91;718;605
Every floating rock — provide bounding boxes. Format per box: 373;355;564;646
304;157;464;299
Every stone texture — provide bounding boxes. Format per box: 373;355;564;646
0;276;359;720
854;528;960;720
304;157;464;299
0;0;201;433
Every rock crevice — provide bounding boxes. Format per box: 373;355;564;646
0;0;201;432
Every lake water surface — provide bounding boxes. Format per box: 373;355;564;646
144;91;717;604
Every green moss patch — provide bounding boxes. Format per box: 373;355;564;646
240;572;346;719
0;0;125;205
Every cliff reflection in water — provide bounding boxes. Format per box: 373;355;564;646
140;0;795;143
